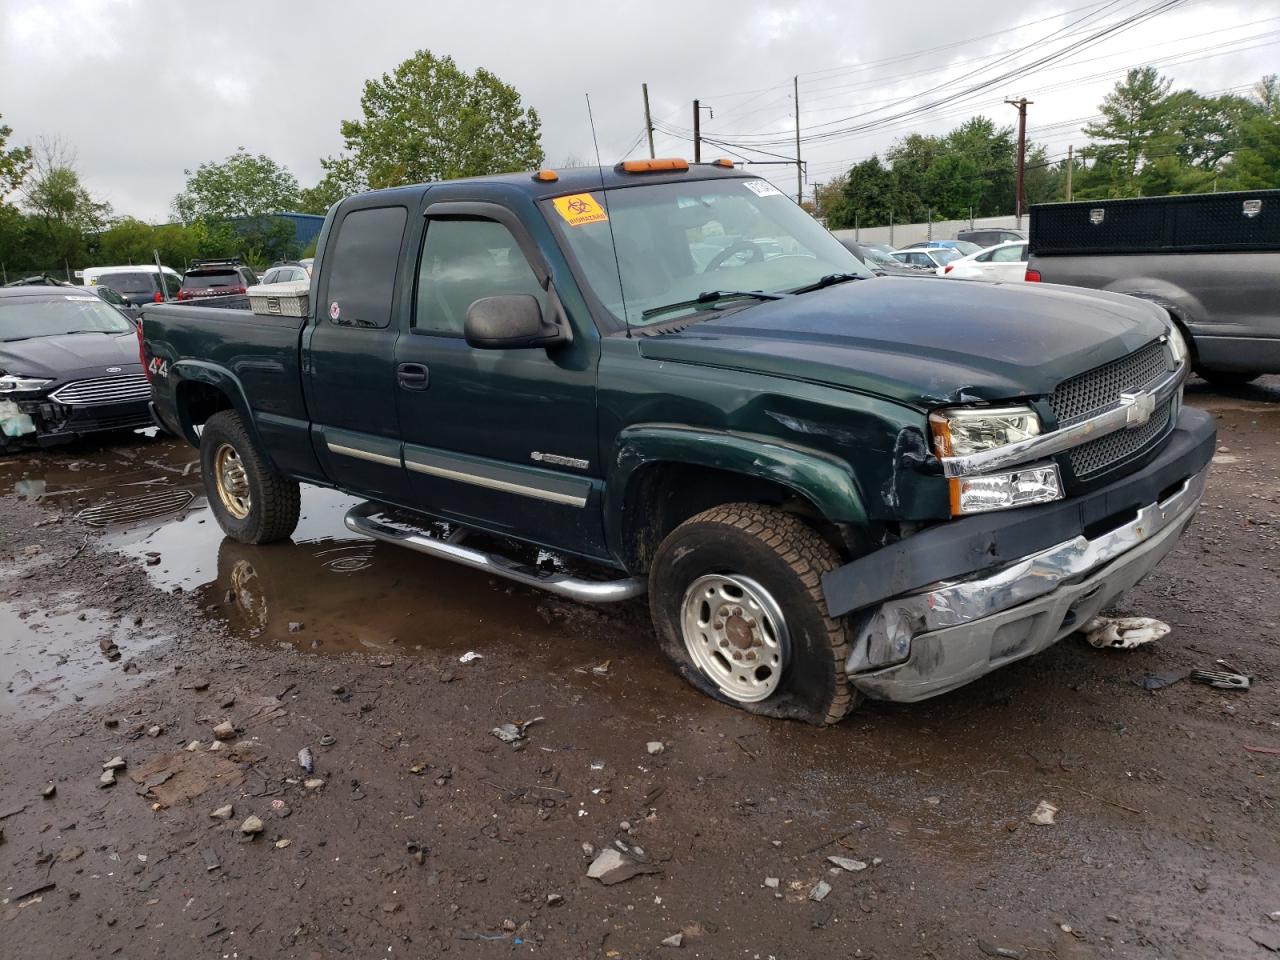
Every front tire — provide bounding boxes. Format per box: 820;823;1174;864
649;503;858;725
200;410;300;544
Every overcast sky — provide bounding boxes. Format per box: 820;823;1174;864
2;0;1277;221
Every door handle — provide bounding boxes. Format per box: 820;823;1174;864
397;362;429;390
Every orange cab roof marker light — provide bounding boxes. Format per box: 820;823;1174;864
709;158;735;168
532;169;559;182
617;158;689;173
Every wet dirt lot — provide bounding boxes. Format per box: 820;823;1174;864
1;380;1278;960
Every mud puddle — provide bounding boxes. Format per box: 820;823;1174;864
2;433;664;691
0;599;168;722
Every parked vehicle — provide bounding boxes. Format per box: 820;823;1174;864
0;286;152;449
836;238;934;277
956;227;1025;247
921;240;982;256
298;257;315;276
1027;190;1280;386
177;258;260;301
83;265;182;306
142;160;1213;723
261;261;311;285
892;246;961;270
940;240;1028;281
859;241;897;256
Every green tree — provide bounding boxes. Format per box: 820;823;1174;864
172;148;301;222
1079;68;1174;196
298;154;366;214
98;217;156;265
0;114;32;201
1221;75;1280;190
335;49;543;189
840;156;896;227
21;139;110;269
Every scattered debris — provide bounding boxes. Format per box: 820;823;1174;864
660;932;684;948
56;844;84;862
212;721;236;740
459;651;483;663
1134;670;1188;691
318;735;336;747
185;740;201;752
587;847;656;885
41;783;56;799
764;877;780;889
98;769;117;788
1249;927;1280;952
808;880;832;902
546;893;564;906
490;717;543;744
303;778;325;790
210;804;234;820
592;661;611;676
275;838;292;849
147;725;163;738
240;815;264;835
1190;669;1250;691
1247;745;1280;756
181;677;211;691
201;849;221;872
1028;800;1058;826
288;621;303;633
298;747;315;774
827;855;867;872
978;939;1027;959
646;741;665;755
102;756;126;771
1083;616;1170;649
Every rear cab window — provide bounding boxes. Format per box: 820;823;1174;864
323;206;409;329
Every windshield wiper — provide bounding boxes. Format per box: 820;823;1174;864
788;273;865;295
640;289;786;322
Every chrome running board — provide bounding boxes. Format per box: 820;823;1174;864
343;501;646;604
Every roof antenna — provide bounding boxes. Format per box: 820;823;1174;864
586;93;631;338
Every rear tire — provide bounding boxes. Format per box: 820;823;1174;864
648;503;859;725
1197;368;1259;388
200;410;300;544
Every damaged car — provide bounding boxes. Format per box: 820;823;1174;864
0;286;152;450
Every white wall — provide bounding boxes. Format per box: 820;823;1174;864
832;213;1029;249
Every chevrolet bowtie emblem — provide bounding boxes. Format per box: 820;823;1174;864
1119;391;1155;428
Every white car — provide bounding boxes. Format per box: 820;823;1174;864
939;240;1029;281
891;247;961;270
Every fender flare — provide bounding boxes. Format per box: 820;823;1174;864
605;423;867;560
170;360;275;468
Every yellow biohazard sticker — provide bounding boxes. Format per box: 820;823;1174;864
552;193;608;227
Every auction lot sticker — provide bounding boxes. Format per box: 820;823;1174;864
553;193;608;227
742;180;783;198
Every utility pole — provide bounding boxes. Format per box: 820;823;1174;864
793;75;803;205
692;100;713;163
693;99;701;163
642;83;655;159
1065;144;1073;201
1006;98;1031;226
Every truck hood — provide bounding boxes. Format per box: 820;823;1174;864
637;277;1168;409
0;331;142;381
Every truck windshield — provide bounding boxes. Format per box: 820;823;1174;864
546;178;870;327
0;294;134;341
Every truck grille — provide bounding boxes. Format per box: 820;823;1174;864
1049;339;1173;478
1049;340;1167;425
49;374;150;406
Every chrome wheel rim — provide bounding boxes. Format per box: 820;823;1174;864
679;573;789;703
213;444;251;520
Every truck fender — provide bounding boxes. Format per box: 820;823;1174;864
170;360;274;467
606;424;867;562
1100;278;1204;332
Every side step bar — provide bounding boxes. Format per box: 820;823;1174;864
343;502;646;604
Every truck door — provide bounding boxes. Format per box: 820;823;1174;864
392;202;607;560
304;202;411;503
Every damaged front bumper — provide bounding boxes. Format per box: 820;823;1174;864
0;395;152;447
824;406;1216;702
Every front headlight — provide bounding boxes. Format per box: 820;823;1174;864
930;405;1064;515
1165;324;1189;368
928;405;1041;458
0;374;53;394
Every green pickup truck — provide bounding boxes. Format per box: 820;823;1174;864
141;160;1214;724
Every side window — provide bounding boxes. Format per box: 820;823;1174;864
1018;244;1029;262
976;250;995;262
991;245;1021;263
414;218;545;337
325;206;409;328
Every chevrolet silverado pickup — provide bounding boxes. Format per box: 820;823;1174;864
141;159;1214;724
1027;189;1280;386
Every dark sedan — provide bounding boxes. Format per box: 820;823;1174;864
836;238;935;277
0;287;152;451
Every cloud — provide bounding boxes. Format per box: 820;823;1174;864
1;0;1276;221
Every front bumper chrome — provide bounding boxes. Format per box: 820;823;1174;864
847;461;1206;702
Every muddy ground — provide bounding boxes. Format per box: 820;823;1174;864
1;378;1278;960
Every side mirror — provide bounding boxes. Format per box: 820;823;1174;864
464;295;565;350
